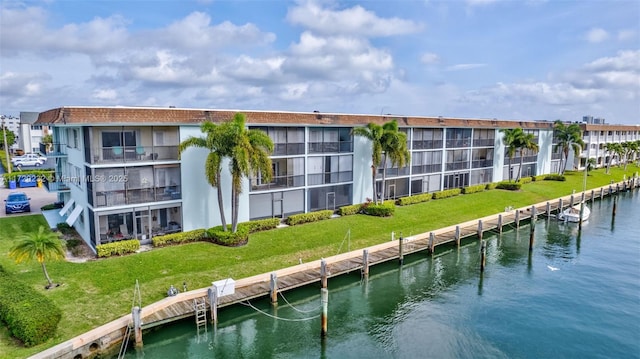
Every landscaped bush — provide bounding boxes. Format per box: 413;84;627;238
363;201;395;217
56;222;73;235
544;174;566;181
338;203;362;216
96;239;140;258
396;193;432;206
496;181;522;190
518;177;533;184
206;225;250;246
152;229;206;247
432;188;462;199
1;170;55;187
462;184;486;194
242;218;280;233
531;175;544;182
286;210;333;226
0;265;62;346
485;182;498;190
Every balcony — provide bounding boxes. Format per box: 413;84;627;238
472;159;494;168
93;185;181;207
92;145;178;164
42;177;70;192
251;174;304;191
39;143;67;157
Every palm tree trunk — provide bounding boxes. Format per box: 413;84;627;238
508;156;513;181
41;262;53;288
517;151;524;182
380;154;387;202
216;171;227;231
231;181;239;233
370;165;377;205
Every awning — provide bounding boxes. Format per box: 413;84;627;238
65;205;83;226
59;199;75;216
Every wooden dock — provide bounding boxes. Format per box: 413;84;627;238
30;178;639;359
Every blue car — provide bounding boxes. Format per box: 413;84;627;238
4;192;31;214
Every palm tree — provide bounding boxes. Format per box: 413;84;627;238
225;113;274;232
379;120;410;201
352;122;384;204
9;226;65;289
516;132;539;182
179;121;228;230
604;142;621;174
500;128;524;182
621;142;636;170
553;120;584;175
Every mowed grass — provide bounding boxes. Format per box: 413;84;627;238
0;165;638;358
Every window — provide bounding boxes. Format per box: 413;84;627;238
252;127;305;155
308;155;353;185
472;148;494;168
411;151;442;174
445;149;469;171
413;129;443;150
473;129;495;147
308;127;352;153
445;128;472;148
251;157;304;190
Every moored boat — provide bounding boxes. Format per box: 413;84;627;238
557;204;591;222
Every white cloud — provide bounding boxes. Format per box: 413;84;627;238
92;89;118;101
446;63;487;71
617;29;636;41
286;1;423;37
421;52;440;65
586;28;609;43
466;0;499;6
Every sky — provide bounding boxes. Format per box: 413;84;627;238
1;0;639;125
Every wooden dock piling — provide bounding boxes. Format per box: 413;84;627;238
558;198;563;213
320;259;327;288
515;210;520;229
208;288;218;324
477;220;483;242
497;215;503;235
362;249;369;278
429;232;435;253
398;235;404;265
320;288;328;338
132;306;142;347
270;273;278;305
455;226;461;246
529;206;536;251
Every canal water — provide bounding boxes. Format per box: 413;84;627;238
122;191;640;359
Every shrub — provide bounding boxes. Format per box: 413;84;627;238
363;201;395;217
544;174;566;181
0;265;61;346
206;225;250;246
496;181;522;191
56;222;73;234
286;210;333;226
242;218;280;233
462;184;486;194
531;175;544;182
518;177;533;184
432;188;462;199
339;204;362;216
152;229;206;247
485;182;498;190
396;193;432;206
96;239;140;258
1;170;55;187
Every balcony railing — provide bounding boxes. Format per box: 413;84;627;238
412;140;443;150
92;145;178;164
411;164;442;174
93;185;181;207
251;174;305;191
472;159;494;168
39;143;67;157
445;162;469;171
472;139;495;147
42;177;70;192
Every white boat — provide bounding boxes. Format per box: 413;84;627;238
557;204;591;223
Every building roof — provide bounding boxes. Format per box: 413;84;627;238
36;106;563;129
581;123;640;132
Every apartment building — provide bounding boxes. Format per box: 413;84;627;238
34;106;636;252
579;123;640;169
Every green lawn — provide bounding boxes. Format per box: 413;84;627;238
1;165;638;358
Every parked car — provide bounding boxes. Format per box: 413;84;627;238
11;153;47;166
11;153;46;168
4;192;31;214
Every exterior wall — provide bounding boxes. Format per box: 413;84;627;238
352;135;373;204
537;129;554;175
492;130;505;182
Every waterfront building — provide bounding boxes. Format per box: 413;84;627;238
34;107;639;252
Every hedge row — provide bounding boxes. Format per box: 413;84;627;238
0;265;62;346
433;188;462;199
243;218;280;233
485;182;498;190
496;181;522;190
363;202;395;217
1;170;55;187
544;174;566;181
518;177;533;184
462;184;486;194
338;204;362;216
96;239;140;258
396;193;432;206
152;229;206;247
286;210;333;226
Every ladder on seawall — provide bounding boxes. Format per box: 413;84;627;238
194;298;208;335
117;324;132;359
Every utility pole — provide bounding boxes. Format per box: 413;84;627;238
2;118;11;174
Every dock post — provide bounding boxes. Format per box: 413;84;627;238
612;195;617;217
270;273;278;306
609;184;612;196
320;259;328;289
570;194;574;208
320;288;328;338
581;191;585;202
497;215;503;235
362;249;369;278
398;235;404;265
480;240;487;272
208;287;218;324
515;210;520;229
477;220;483;242
600;187;604;200
529;207;536;251
558;198;563;213
455;226;461;246
579;201;585;231
546;202;550;217
429;232;435;254
132;306;143;347
530;205;536;221
590;190;595;205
